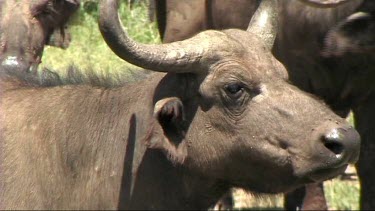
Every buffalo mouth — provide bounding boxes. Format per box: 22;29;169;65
306;164;348;183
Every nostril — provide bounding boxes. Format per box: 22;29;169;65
322;128;345;156
318;125;360;164
324;141;344;155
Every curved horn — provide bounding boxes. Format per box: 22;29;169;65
299;0;351;8
247;0;279;51
99;0;210;73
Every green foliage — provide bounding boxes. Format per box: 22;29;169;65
40;0;160;77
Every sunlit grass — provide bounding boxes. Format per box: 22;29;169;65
232;176;359;210
325;179;359;210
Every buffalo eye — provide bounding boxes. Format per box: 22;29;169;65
224;83;244;98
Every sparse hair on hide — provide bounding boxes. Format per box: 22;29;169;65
0;65;152;89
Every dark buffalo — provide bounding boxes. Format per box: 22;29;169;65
0;0;360;209
152;0;259;43
275;1;375;210
0;0;80;74
152;0;374;209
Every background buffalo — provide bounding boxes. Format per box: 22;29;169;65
150;0;374;210
0;0;80;74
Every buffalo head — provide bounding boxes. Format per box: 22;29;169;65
99;0;360;194
0;0;79;74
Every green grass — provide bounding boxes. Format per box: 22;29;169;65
40;1;360;210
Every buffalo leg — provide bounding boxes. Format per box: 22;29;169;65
284;186;305;210
284;183;327;211
210;190;234;210
301;183;327;210
353;97;375;210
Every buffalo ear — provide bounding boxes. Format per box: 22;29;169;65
144;97;187;165
322;12;375;57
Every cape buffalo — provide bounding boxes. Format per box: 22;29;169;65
0;0;80;74
151;0;259;43
151;0;374;209
0;0;360;209
275;1;375;209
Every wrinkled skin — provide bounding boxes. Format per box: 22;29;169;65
0;0;79;74
0;0;360;209
152;0;375;209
